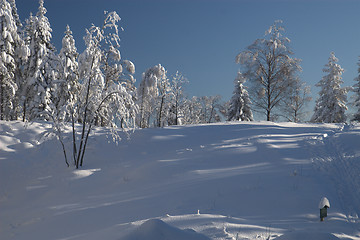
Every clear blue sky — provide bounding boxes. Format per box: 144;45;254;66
16;0;360;119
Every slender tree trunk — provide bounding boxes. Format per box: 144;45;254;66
76;57;95;168
267;82;271;121
208;107;214;123
175;98;179;125
22;99;26;122
80;123;92;167
158;96;165;127
59;134;69;167
139;86;146;128
71;113;77;166
0;82;4;121
76;78;91;168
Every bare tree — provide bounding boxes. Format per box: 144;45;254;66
282;79;311;122
236;20;301;121
200;95;222;124
168;71;188;125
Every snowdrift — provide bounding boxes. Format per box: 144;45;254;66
121;219;210;240
274;231;340;240
1;121;359;240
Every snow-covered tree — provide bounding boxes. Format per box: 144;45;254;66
282;78;311;122
8;0;29;120
311;52;348;123
352;57;360;122
199;95;222;123
56;25;79;120
155;69;170;127
168;71;188;126
22;0;58;121
0;0;28;120
236;20;301;121
71;10;137;168
182;96;200;125
137;64;165;128
227;71;253;121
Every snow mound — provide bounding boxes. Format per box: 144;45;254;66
275;231;340;240
121;219;210;240
319;197;330;209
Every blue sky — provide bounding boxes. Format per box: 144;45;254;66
16;0;360;119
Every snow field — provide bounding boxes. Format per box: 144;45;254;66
0;121;359;240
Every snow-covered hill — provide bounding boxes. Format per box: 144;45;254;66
1;121;359;240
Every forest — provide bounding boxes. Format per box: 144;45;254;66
1;0;358;127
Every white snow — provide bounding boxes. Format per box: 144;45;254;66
72;168;101;180
1;121;360;240
319;197;331;209
275;231;340;240
122;219;210;240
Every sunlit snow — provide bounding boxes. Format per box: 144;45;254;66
1;121;359;240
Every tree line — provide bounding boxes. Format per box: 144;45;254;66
0;0;225;167
0;0;225;127
230;20;354;124
1;0;359;167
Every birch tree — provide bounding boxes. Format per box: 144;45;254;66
155;68;170;127
55;25;79;121
137;64;165;128
282;78;311;122
64;11;137;168
168;71;188;125
236;20;301;121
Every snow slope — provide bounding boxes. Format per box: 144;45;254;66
0;121;359;240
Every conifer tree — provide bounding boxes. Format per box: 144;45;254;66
56;25;79;120
22;0;57;121
352;57;360;122
0;0;28;120
8;0;29;120
227;71;253;121
311;52;348;123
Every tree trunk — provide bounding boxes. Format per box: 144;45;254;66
80;124;92;167
71;113;78;166
158;96;165;127
22;99;27;122
0;83;4;121
76;78;91;168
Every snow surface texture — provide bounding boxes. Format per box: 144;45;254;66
122;219;210;240
1;121;360;240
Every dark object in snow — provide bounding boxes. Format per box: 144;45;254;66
320;207;328;221
319;197;330;221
